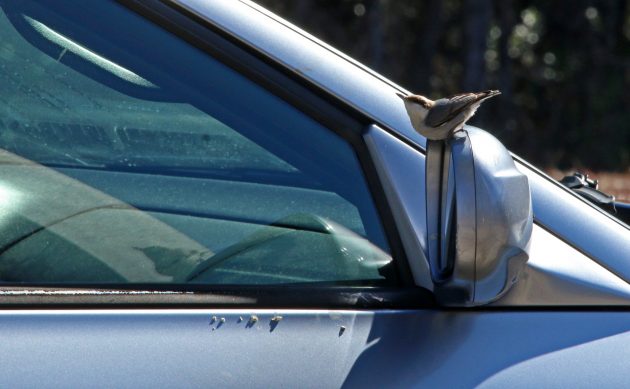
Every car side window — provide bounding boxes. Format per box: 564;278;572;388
0;1;395;286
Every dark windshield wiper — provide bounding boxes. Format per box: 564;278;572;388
560;172;630;224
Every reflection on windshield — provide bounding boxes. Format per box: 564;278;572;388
0;149;210;283
0;150;393;285
24;15;156;88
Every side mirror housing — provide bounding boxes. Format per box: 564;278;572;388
426;127;533;306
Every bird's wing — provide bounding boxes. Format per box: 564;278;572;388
424;91;498;127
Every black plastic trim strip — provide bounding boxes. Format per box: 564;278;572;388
443;305;630;312
0;286;435;309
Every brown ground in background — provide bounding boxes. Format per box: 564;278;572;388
546;169;630;202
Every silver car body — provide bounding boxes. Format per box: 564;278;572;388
2;1;630;387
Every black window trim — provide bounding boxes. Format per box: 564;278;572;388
0;0;434;309
0;285;435;309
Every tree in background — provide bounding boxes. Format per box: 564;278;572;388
256;0;630;173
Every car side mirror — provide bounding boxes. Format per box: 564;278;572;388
425;128;533;306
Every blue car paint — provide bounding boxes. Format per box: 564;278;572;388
1;309;629;388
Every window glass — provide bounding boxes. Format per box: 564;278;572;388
0;0;395;285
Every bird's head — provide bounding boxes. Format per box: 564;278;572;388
396;92;432;127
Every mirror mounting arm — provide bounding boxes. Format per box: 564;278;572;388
425;128;533;306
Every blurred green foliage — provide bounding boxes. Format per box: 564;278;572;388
255;0;630;171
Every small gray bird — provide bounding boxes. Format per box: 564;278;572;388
397;90;501;140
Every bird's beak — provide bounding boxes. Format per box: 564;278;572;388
395;92;407;100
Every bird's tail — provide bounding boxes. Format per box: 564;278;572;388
479;90;501;100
